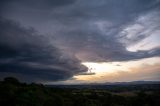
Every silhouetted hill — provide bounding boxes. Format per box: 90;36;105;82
0;77;160;106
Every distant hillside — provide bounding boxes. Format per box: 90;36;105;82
0;77;160;106
46;81;160;91
103;81;160;85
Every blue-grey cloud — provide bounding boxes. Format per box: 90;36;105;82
0;0;160;82
0;17;87;82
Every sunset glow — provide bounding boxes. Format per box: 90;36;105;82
72;57;160;83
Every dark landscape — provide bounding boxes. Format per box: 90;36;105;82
0;77;160;106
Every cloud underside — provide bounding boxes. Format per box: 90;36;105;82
0;0;160;82
0;17;87;82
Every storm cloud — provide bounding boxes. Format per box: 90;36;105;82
0;0;160;82
0;17;87;82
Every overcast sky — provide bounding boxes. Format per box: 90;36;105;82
0;0;160;83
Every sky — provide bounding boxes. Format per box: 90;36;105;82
0;0;160;84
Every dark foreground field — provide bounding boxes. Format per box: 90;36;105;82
0;77;160;106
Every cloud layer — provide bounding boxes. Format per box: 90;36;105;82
0;0;160;82
0;17;87;82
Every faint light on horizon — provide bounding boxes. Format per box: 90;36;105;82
72;57;160;82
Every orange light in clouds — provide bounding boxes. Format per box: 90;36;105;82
73;57;160;82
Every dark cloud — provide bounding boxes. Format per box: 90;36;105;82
0;17;87;82
50;0;160;62
76;72;95;76
0;0;75;8
0;0;160;82
0;0;76;17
